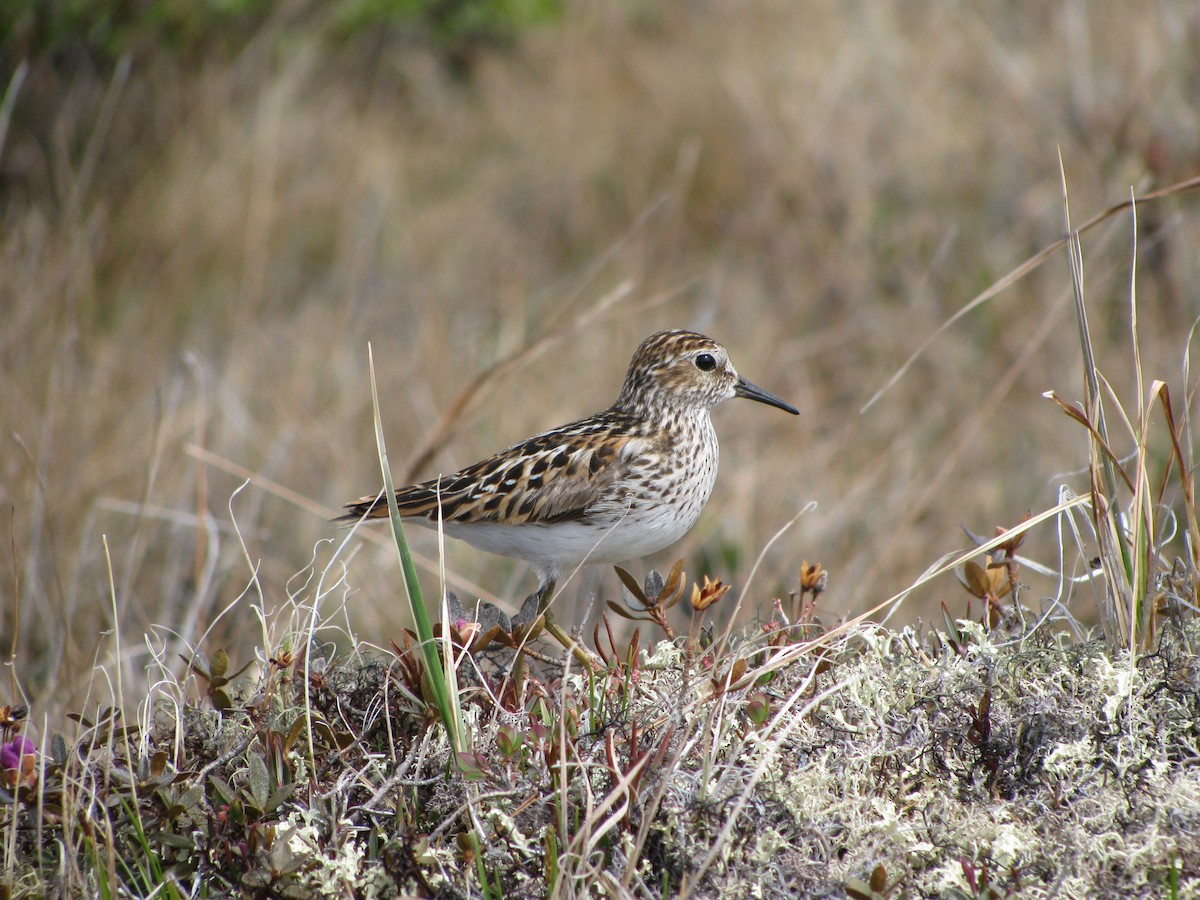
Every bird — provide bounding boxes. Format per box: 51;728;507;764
339;330;798;610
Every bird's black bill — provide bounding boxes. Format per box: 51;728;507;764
734;376;799;415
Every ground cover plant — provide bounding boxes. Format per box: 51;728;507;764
3;2;1200;896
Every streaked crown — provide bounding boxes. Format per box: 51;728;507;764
613;330;740;416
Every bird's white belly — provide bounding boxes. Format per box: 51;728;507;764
432;506;700;570
408;414;721;578
410;465;715;575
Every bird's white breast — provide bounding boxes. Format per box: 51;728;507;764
409;411;721;578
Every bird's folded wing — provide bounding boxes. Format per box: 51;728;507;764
339;426;641;526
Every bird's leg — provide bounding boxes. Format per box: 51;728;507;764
535;577;557;615
529;577;598;674
511;577;555;629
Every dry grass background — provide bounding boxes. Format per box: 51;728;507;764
3;2;1199;717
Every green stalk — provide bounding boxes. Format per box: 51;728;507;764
368;345;463;750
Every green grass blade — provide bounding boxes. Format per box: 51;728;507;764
368;343;462;750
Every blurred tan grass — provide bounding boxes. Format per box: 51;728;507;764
2;1;1199;714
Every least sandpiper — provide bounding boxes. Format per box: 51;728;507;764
340;330;798;603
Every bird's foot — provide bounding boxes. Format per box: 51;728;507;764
511;579;599;674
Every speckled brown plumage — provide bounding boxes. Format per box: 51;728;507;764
339;330;798;591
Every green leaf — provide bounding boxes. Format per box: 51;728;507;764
178;784;204;813
283;715;308;753
247;752;270;809
545;824;559;889
496;723;522;757
746;693;771;727
208;775;236;806
264;783;295;815
843;877;873;899
940;601;963;652
456;752;490;781
153;833;198;850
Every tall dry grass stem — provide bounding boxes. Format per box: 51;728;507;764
1052;163;1200;650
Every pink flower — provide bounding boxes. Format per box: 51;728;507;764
1;736;37;788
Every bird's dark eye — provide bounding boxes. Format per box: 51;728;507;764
695;353;717;372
